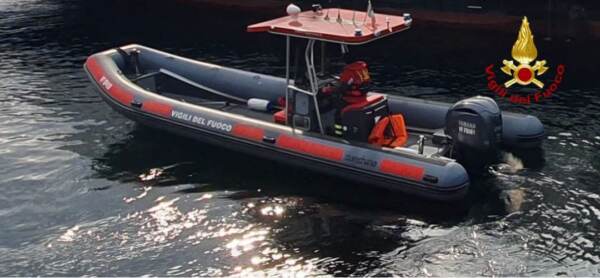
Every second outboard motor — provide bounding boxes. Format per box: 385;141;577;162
445;96;502;172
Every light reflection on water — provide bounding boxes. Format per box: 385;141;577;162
46;191;335;276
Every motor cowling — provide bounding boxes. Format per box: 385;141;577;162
445;96;502;171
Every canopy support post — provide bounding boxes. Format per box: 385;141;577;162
305;39;325;135
305;40;318;93
285;36;290;125
320;41;326;76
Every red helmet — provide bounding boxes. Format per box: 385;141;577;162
340;61;371;87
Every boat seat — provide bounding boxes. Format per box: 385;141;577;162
341;94;385;115
338;94;389;142
368;114;408;148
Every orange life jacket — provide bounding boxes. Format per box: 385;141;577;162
368;114;408;148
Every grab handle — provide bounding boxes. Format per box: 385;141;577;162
262;136;276;144
131;100;143;108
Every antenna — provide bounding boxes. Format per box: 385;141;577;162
366;0;376;27
386;16;391;32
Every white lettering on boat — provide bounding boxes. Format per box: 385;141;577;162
171;110;232;132
171;110;192;121
206;119;232;132
458;120;476;136
99;76;113;90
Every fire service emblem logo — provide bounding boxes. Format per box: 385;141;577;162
486;17;565;104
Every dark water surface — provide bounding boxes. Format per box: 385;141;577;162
1;0;600;276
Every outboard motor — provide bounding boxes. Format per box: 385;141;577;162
445;96;502;172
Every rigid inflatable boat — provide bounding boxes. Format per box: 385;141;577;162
84;5;544;201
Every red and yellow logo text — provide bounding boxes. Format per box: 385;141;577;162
485;17;565;104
